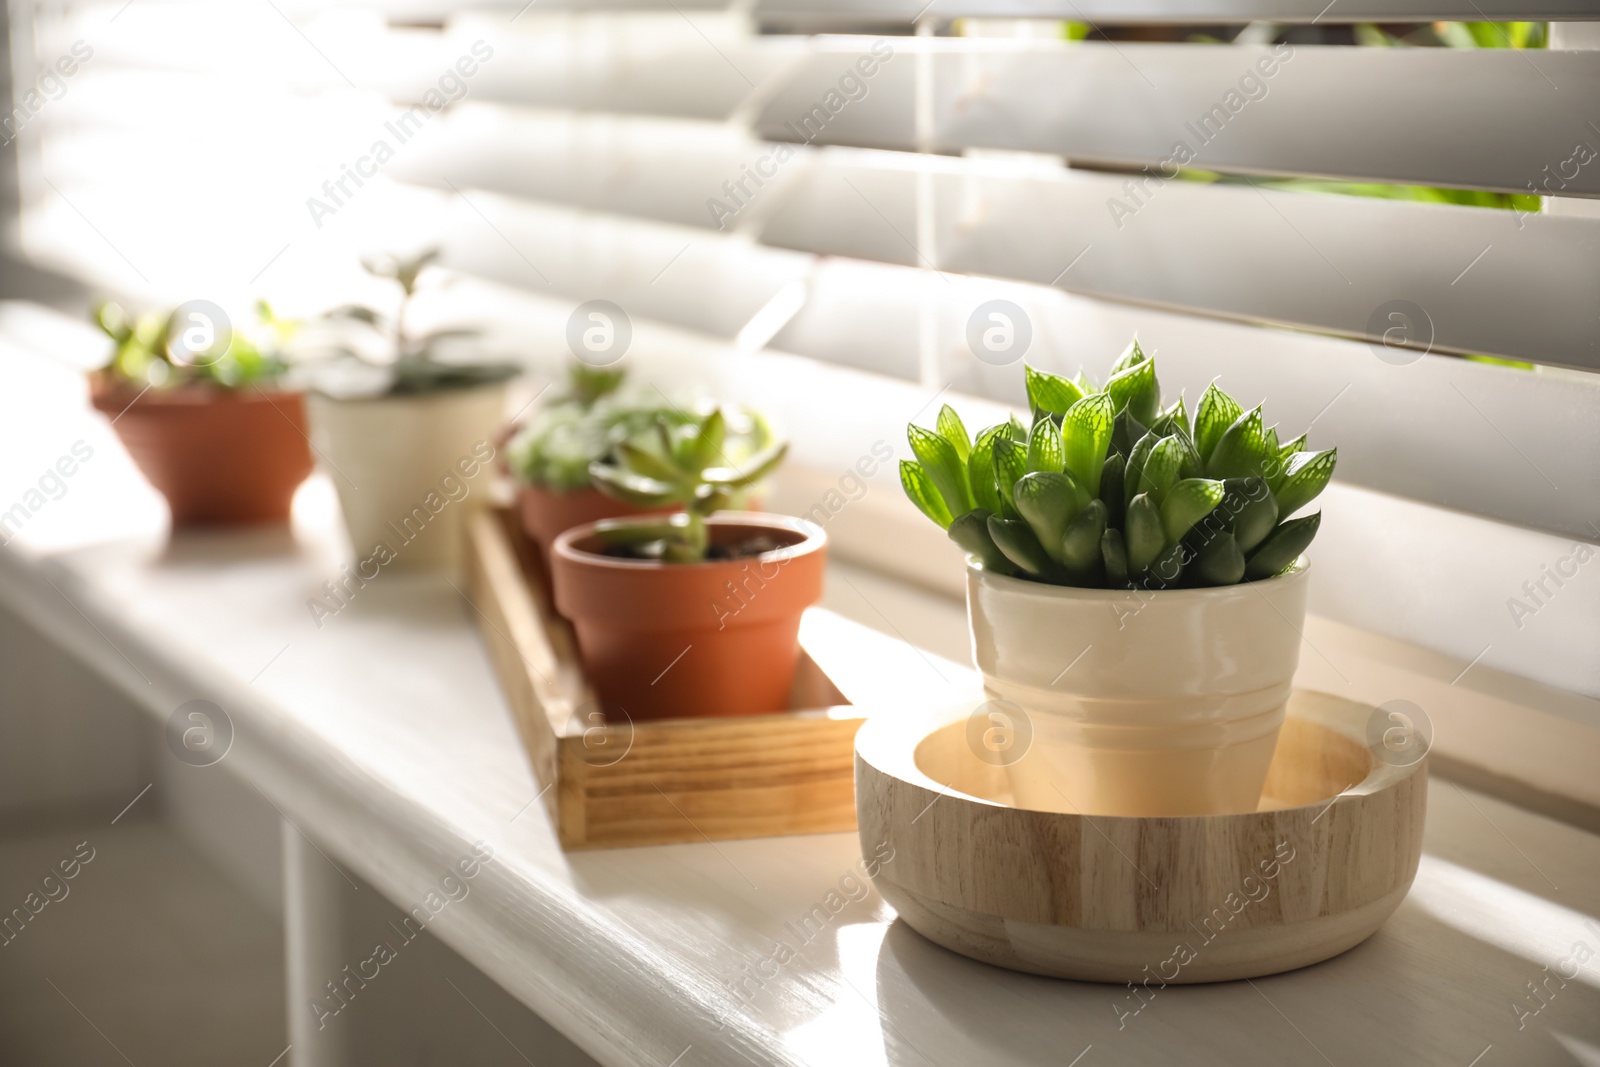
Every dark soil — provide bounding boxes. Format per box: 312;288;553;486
706;535;786;561
602;534;787;562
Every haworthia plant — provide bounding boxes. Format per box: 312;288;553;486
899;338;1336;588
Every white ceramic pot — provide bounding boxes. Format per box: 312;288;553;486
967;560;1309;817
306;384;507;571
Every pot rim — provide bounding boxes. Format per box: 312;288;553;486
88;378;302;407
304;379;511;406
967;555;1309;602
551;510;825;572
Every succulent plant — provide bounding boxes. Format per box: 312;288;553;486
94;299;292;390
300;249;520;398
587;406;786;563
900;339;1336;588
509;364;666;492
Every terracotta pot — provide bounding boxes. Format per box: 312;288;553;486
516;483;666;562
306;384;506;571
549;513;826;721
967;560;1309;818
90;379;313;526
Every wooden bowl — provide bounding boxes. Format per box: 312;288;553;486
855;690;1427;983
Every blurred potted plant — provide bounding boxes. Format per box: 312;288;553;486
90;299;312;525
301;250;519;570
507;363;768;564
548;408;821;720
900;340;1336;817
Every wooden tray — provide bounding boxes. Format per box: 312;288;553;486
855;690;1428;983
464;507;866;850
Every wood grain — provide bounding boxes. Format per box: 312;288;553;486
856;690;1428;982
465;507;866;850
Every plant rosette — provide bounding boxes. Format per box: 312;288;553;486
901;338;1336;817
507;364;771;562
550;513;826;721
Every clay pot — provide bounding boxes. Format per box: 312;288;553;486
549;513;826;721
967;559;1309;818
306;384;506;571
516;483;665;562
90;379;313;526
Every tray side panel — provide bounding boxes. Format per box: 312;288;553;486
561;716;865;849
475;505;870;850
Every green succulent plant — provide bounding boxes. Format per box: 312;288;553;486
900;339;1336;588
509;364;663;492
587;407;787;563
508;365;774;501
304;249;520;398
94;299;292;390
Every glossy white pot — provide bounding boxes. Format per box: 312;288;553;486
306;385;506;571
967;560;1309;817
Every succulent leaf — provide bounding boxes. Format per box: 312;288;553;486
1101;527;1129;587
1207;406;1271;480
1024;365;1084;418
1110;406;1149;458
908;424;974;518
948;509;1015;574
992;437;1029;520
1061;499;1108;576
1245;512;1321;580
1099;452;1125;527
900;460;953;528
616;440;685;484
1124;432;1158;510
1270;433;1307;492
1274;448;1338;518
686;407;726;469
1195;381;1244;465
1227;478;1279;553
588;463;681;508
1138;436;1186;505
1026;415;1065;474
1110;337;1149;375
936;404;971;464
988;515;1054;577
704;440;788;489
1062;393;1115;497
1014;472;1087;560
968;425;1007;516
1105;356;1161;426
1161;478;1226;545
1144;543;1186;588
1194;532;1247;586
1125;492;1166;573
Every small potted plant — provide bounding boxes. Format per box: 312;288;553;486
508;363;769;563
90;299;312;525
900;340;1336;817
301;250;519;570
548;409;823;721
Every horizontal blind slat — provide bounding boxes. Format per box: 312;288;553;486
754;42;1600;198
755;0;1600;23
753;153;1600;371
